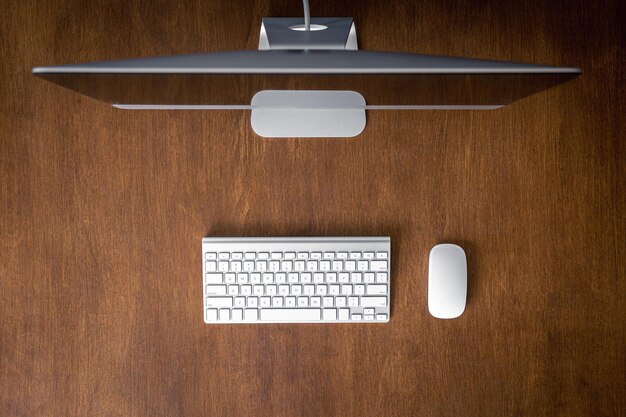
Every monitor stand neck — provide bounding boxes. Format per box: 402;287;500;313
258;17;358;50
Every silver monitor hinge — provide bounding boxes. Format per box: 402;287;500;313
258;18;358;50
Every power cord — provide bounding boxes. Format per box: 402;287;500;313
302;0;311;31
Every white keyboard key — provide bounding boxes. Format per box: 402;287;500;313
205;261;217;271
205;252;217;260
349;252;361;259
270;252;282;259
297;252;308;259
205;285;227;296
228;285;239;296
241;285;252;295
354;285;365;295
361;297;387;307
225;273;236;284
262;273;274;284
288;273;299;283
244;252;256;260
206;297;233;308
269;261;280;272
278;285;290;295
258;252;270;260
232;309;243;321
218;253;230;260
323;309;337;320
244;309;258;321
237;273;249;284
323;252;334;259
339;308;350;320
218;261;229;271
370;260;388;271
335;296;346;307
250;273;261;284
291;285;302;295
219;309;230;321
260;309;321;321
357;261;368;271
260;297;271;307
285;296;296;307
310;296;321;307
351;314;362;321
247;297;258;307
256;261;267;271
345;260;356;271
348;296;359;307
364;273;375;283
306;261;318;271
332;261;343;271
297;297;309;307
366;284;387;295
376;314;388;321
337;252;348;259
234;297;246;307
294;261;305;271
323;297;334;307
363;308;375;315
319;261;331;271
275;272;287;284
272;296;284;307
329;285;340;295
284;252;296;259
231;252;243;260
205;309;218;322
376;272;388;283
243;261;255;271
341;285;353;295
364;314;375;321
363;252;375;259
253;285;264;295
376;252;388;259
338;273;350;283
311;252;322;259
281;261;293;271
300;273;312;284
313;273;324;283
326;273;337;283
351;272;362;283
316;285;327;295
266;285;277;295
205;273;223;284
304;285;315;295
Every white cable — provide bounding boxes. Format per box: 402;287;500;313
302;0;311;31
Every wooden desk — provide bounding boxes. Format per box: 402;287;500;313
1;1;624;416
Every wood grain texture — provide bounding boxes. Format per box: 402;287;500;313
1;0;624;416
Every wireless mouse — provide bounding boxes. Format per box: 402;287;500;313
428;244;467;319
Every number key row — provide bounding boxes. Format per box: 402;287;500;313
205;251;388;261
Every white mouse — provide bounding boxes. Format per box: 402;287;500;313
428;244;467;319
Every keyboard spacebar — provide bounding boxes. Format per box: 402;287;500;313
260;309;321;322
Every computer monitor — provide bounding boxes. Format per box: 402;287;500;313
32;50;581;109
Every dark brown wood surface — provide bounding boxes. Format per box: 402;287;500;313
1;1;624;416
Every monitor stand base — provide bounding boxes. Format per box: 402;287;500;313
250;90;366;138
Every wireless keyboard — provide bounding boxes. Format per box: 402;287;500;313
202;237;391;323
